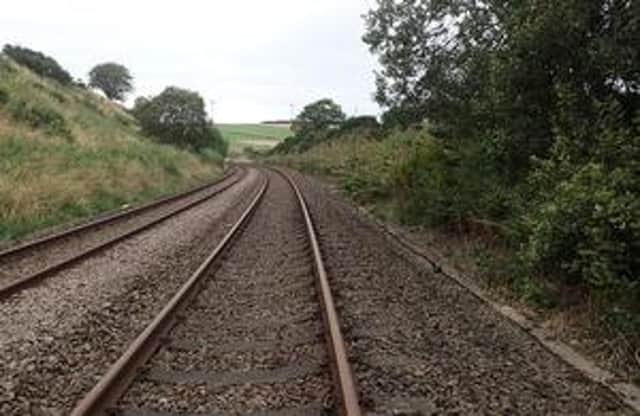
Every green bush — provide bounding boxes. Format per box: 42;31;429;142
396;135;512;226
0;88;8;105
521;161;640;301
3;44;72;84
9;100;73;139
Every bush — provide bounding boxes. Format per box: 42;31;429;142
521;158;640;301
396;134;512;227
0;88;8;105
3;44;72;84
8;100;73;139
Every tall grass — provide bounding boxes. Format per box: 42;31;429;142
0;56;221;241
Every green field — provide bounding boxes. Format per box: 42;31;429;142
217;123;291;154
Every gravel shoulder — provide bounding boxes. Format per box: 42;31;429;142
289;169;635;415
0;168;261;415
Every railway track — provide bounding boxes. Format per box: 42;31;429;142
0;167;247;300
70;169;361;416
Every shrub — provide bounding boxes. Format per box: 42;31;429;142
8;100;73;139
3;44;72;84
521;162;640;300
0;88;8;106
396;134;511;227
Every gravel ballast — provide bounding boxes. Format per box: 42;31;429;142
0;168;261;415
116;170;335;415
288;169;632;415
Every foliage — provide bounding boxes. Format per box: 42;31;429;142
333;116;381;138
364;0;640;177
89;62;133;101
0;88;8;105
277;98;346;152
8;100;72;139
132;87;227;155
3;44;72;84
292;98;346;134
520;107;640;301
0;62;222;241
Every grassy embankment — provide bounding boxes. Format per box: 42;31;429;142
0;56;222;242
218;123;290;155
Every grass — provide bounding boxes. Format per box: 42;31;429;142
0;55;222;241
217;123;291;155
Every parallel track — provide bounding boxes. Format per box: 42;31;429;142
70;168;362;416
0;167;247;300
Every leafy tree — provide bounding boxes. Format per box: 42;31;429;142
292;98;346;136
89;63;133;101
273;99;346;153
2;44;72;84
363;0;640;176
132;87;226;154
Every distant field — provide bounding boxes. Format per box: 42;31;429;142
217;123;292;154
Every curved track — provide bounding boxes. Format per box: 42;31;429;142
0;167;246;300
70;169;361;416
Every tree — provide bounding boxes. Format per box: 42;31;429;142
89;63;133;101
3;44;72;84
292;98;346;135
132;87;226;154
363;0;640;176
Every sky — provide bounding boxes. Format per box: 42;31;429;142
0;0;381;122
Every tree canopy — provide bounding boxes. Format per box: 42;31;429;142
364;0;640;175
292;98;346;136
89;63;133;101
132;87;226;154
3;44;72;84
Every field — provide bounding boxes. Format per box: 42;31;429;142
217;123;291;155
0;56;222;241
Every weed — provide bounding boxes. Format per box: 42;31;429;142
8;100;73;138
0;88;8;105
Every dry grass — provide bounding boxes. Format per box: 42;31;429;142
0;56;221;241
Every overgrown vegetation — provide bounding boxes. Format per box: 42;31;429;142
3;44;72;85
0;54;221;241
273;0;640;378
132;87;227;156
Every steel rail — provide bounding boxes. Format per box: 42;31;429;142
277;168;363;416
0;166;241;259
0;168;248;301
70;175;269;416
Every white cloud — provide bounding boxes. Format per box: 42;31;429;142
0;0;380;122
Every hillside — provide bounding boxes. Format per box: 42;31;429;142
0;56;222;241
218;123;291;155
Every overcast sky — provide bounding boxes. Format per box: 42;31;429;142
0;0;381;122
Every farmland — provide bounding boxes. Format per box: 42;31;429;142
217;123;291;154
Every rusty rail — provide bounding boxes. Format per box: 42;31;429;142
71;168;361;415
0;168;247;301
70;175;269;416
278;168;363;416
